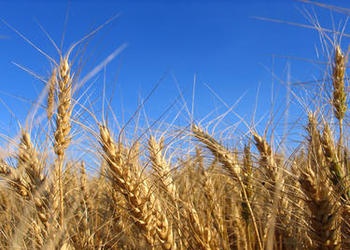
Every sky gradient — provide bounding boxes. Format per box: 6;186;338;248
0;0;350;143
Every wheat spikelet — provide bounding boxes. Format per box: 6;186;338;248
0;159;11;176
47;67;57;121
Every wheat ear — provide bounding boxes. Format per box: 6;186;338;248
47;67;57;121
299;163;342;249
252;132;285;250
99;124;175;249
320;123;350;199
53;56;73;227
18;131;45;189
148;136;178;200
18;131;49;247
301;113;343;249
192;124;262;250
54;56;72;157
332;46;347;149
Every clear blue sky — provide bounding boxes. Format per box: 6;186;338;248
0;0;349;141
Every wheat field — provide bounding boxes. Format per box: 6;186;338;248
1;2;350;250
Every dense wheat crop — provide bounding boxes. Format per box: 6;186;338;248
1;2;350;250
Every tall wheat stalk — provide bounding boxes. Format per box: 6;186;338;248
53;56;73;227
332;46;347;152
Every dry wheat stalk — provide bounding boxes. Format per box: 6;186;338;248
148;136;178;200
192;124;262;250
192;125;241;179
299;163;342;249
147;136;189;248
320;123;350;199
99;124;175;249
252;132;277;184
53;56;73;227
242;144;260;249
18;131;44;189
242;145;253;223
54;56;72;156
17;131;50;247
78;161;94;248
301;114;343;249
201;169;229;249
252;132;286;250
187;207;216;250
306;113;324;171
54;56;73;157
332;46;347;123
5;131;44;201
290;160;313;248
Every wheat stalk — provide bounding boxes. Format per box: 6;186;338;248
53;56;73;227
306;112;324;171
332;46;347;150
201;168;229;249
99;124;175;249
17;131;50;247
18;131;45;190
252;132;285;249
301;114;343;249
54;56;72;157
148;136;178;200
192;124;262;250
320;123;350;199
299;162;342;249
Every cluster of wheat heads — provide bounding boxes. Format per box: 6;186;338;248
1;14;350;250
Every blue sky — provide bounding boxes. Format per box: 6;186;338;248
0;0;350;143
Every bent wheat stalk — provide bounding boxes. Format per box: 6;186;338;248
192;124;262;250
